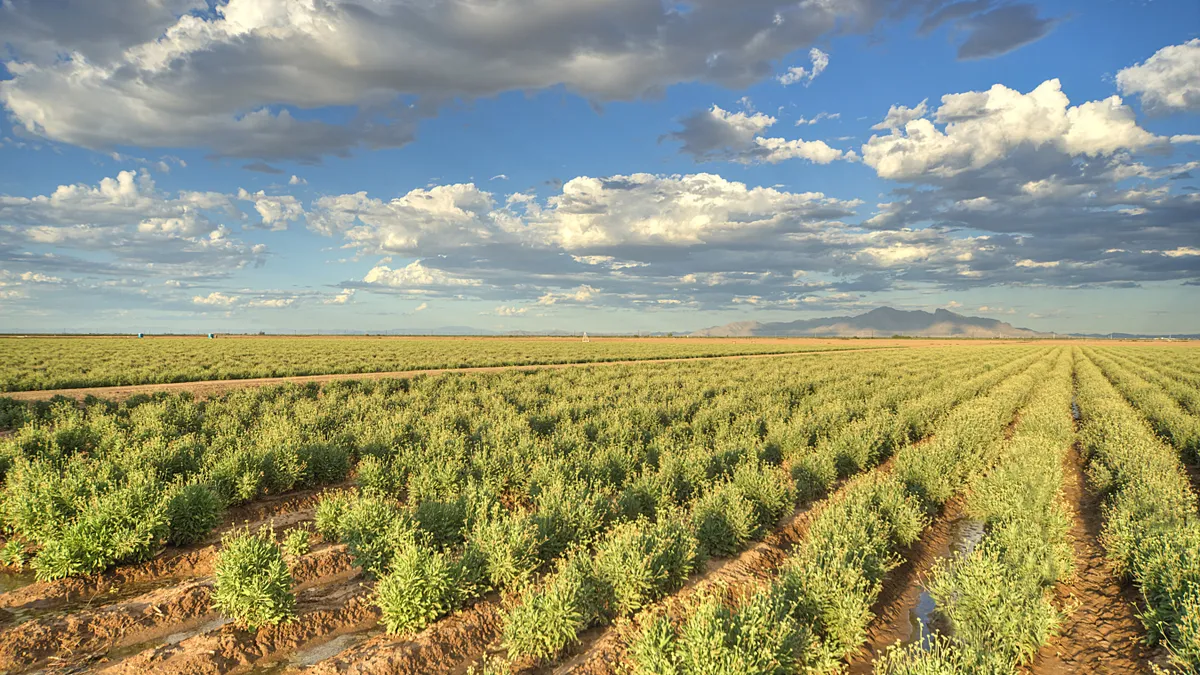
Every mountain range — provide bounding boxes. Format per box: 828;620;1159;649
690;307;1049;338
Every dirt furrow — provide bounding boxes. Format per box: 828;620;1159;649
286;594;502;675
0;545;356;674
1025;443;1162;674
97;576;375;675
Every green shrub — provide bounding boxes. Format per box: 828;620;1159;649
31;470;170;580
336;495;415;578
690;486;754;558
374;535;477;629
282;529;311;557
503;549;606;660
594;516;699;616
298;442;351;486
314;491;352;539
0;539;26;569
356;455;404;495
165;482;222;546
729;461;796;536
415;497;468;549
212;526;296;630
469;507;543;589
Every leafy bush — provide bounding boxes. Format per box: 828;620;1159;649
469;507;543;589
298;442;351;486
334;495;415;578
0;539;26;569
594;516;699;616
414;497;468;549
314;491;352;539
503;549;606;660
212;526;296;630
690;485;754;558
282;528;311;557
31;470;171;580
165;481;222;546
374;537;486;635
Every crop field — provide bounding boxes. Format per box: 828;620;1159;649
0;342;1197;674
0;336;876;393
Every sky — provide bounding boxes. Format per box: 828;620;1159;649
0;0;1197;335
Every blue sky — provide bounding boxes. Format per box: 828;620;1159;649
0;0;1197;335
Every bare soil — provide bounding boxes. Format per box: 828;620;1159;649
1026;444;1165;674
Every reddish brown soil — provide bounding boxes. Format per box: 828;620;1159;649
0;545;356;673
97;577;375;675
1026;444;1163;674
295;596;503;675
3;347;920;402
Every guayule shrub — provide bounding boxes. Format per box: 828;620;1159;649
212;526;296;630
594;516;699;616
503;549;606;660
31;470;170;580
164;481;221;545
630;588;807;674
729;461;796;536
297;441;351;487
335;495;415;578
690;485;754;558
281;528;311;557
469;506;543;589
314;491;352;539
374;537;488;636
414;497;468;549
375;539;459;635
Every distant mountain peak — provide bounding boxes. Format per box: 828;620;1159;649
691;306;1044;338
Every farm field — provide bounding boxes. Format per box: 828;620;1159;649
0;335;887;393
0;343;1197;674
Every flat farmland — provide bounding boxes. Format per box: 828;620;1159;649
0;343;1197;674
0;335;889;393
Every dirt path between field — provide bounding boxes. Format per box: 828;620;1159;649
1025;443;1162;675
2;348;909;402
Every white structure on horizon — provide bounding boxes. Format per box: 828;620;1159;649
582;332;590;343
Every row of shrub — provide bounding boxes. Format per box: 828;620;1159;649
1074;351;1200;670
1100;347;1200;416
877;349;1075;673
1084;348;1200;465
1107;346;1200;399
623;348;1058;672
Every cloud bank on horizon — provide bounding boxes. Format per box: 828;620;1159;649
0;0;1197;334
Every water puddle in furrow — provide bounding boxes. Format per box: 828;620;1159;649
0;569;36;594
1071;394;1081;421
905;517;986;649
243;627;385;674
104;615;232;662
